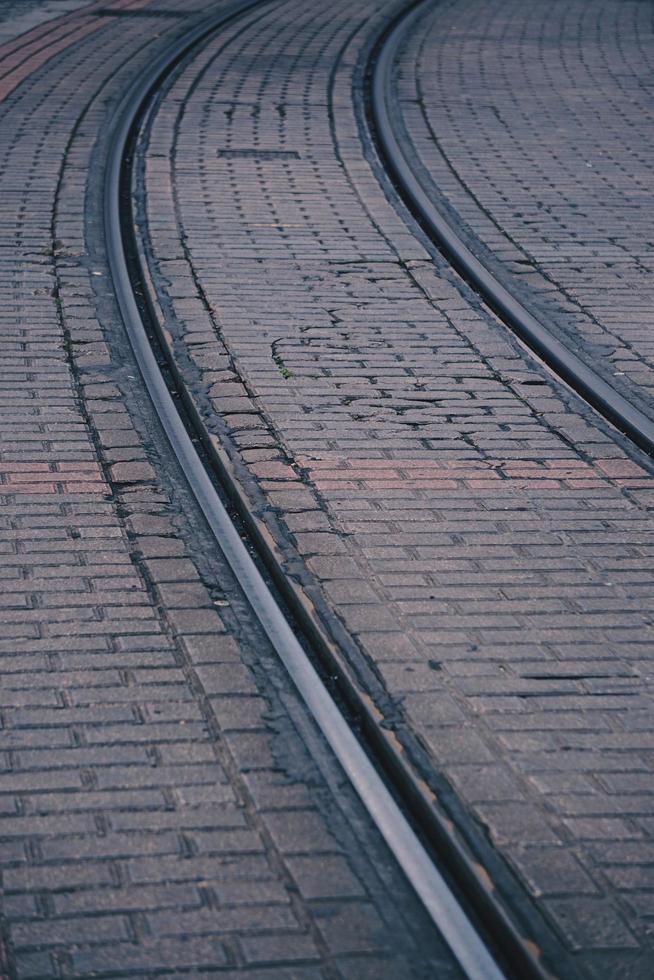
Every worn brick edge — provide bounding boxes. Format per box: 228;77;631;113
131;100;564;980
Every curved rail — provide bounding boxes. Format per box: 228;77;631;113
371;0;654;458
102;3;509;979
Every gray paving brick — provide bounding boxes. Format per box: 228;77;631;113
71;937;229;975
238;932;320;966
146;903;299;939
286;855;366;901
52;882;202;917
509;848;600;898
11;915;128;949
3;862;116;894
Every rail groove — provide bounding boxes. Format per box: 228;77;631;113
370;0;654;459
100;2;567;978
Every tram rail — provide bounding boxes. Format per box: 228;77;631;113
369;0;654;459
100;2;573;978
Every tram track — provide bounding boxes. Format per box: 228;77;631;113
98;2;581;978
369;0;654;461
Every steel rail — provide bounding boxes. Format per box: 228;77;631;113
102;3;507;978
371;0;654;458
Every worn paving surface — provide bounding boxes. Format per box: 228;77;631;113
138;0;654;976
0;1;462;977
397;0;654;422
0;0;95;45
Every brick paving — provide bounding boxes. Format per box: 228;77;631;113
0;0;155;104
396;0;654;423
138;0;654;975
0;2;460;977
0;1;95;46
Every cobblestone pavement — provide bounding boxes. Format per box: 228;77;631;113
138;0;654;976
0;0;95;45
0;1;463;977
396;0;654;423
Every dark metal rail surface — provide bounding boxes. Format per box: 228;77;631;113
370;0;654;459
97;1;575;978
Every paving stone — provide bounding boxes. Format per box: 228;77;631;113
543;897;639;951
286;855;366;900
109;460;156;483
238;932;320;966
509;848;600;898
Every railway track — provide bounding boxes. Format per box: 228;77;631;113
97;1;617;977
370;0;654;460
